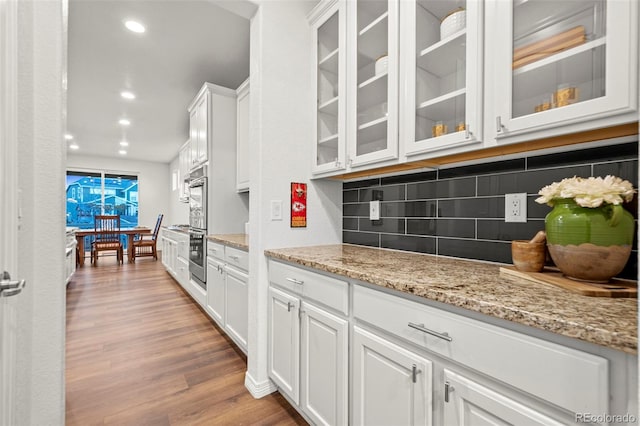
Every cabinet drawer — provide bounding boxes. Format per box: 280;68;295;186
207;241;225;260
269;260;349;316
353;285;608;415
225;246;248;271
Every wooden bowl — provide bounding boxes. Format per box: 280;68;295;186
511;240;546;272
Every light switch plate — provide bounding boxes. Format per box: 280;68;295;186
270;200;283;221
369;200;380;220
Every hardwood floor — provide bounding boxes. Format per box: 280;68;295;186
66;255;306;425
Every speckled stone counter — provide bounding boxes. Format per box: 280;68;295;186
264;244;637;354
207;234;248;251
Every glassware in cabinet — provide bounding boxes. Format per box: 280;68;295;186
493;0;637;139
402;0;483;157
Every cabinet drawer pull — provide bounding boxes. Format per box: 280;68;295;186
408;322;452;342
286;277;304;285
229;255;240;261
411;364;421;383
444;381;455;403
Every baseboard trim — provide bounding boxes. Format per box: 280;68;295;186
244;372;277;399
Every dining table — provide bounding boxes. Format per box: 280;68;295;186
75;227;151;266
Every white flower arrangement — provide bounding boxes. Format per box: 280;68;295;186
535;175;636;208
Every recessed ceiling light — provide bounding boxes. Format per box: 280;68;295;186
69;143;79;150
118;119;131;126
120;91;135;100
119;150;127;155
64;133;74;140
119;140;129;147
125;20;146;34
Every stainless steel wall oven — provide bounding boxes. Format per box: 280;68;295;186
189;165;207;290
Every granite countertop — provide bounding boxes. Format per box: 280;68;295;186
163;225;190;234
207;234;249;251
264;244;637;354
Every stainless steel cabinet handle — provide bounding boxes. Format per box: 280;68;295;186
286;277;304;285
465;124;472;139
411;364;421;383
287;302;292;312
496;116;506;133
445;381;455;403
408;322;453;342
1;271;26;297
229;255;239;261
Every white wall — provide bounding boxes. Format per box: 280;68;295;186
16;0;67;423
244;0;343;397
67;154;171;236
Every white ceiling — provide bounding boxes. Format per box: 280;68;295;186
67;0;251;163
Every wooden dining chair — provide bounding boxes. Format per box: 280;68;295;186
132;214;164;262
91;215;123;265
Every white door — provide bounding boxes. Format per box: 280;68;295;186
268;286;300;404
352;326;432;426
300;301;348;426
224;265;248;351
443;369;565;426
0;1;24;424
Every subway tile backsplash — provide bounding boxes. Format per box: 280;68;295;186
342;142;639;279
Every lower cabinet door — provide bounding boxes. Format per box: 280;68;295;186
352;326;432;426
206;257;225;327
300;302;348;426
225;265;248;351
442;370;564;426
268;286;300;404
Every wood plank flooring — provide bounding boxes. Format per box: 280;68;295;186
66;255;306;425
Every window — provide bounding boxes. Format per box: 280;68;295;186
66;170;139;248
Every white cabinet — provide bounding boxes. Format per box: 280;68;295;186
489;0;638;143
268;260;349;425
65;228;77;285
352;325;432;426
310;0;399;177
401;0;484;158
161;229;189;289
442;370;564;426
268;286;300;404
311;0;347;175
178;140;190;202
225;265;248;349
310;0;638;177
236;78;250;192
206;256;225;326
189;91;208;169
205;241;249;353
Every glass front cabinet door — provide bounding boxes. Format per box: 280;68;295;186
401;0;484;158
492;0;638;141
311;1;347;175
347;0;399;169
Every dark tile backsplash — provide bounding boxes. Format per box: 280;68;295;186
342;141;639;279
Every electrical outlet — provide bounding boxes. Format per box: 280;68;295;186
369;200;380;220
505;193;527;223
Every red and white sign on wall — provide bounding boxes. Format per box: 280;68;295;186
291;182;307;228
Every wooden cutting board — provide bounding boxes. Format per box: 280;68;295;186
500;266;637;298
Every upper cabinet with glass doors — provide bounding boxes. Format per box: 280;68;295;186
402;0;483;158
347;0;399;169
311;0;347;175
491;0;638;141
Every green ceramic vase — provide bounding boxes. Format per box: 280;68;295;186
545;199;635;282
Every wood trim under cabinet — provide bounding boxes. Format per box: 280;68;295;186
332;122;638;180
